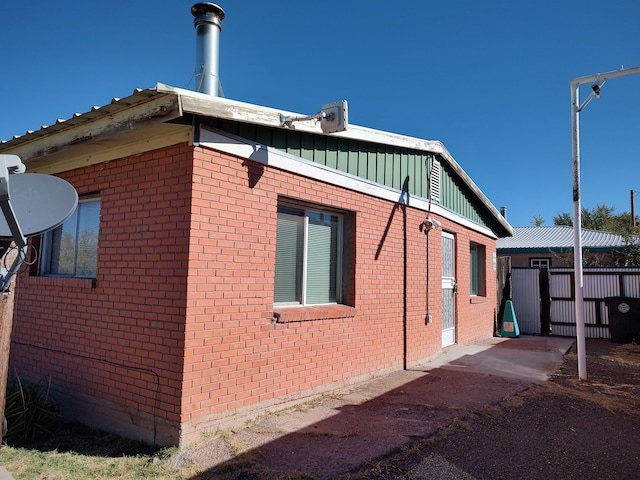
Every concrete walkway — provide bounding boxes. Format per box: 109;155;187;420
185;335;574;479
0;467;14;480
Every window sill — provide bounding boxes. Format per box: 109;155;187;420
22;276;96;290
469;296;487;304
273;304;357;323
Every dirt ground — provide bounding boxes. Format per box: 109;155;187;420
192;338;640;480
345;339;640;480
185;336;567;479
4;337;638;479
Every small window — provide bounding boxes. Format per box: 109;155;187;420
275;204;343;305
530;258;550;268
470;243;485;296
41;197;100;278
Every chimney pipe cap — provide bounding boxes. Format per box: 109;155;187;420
191;2;225;20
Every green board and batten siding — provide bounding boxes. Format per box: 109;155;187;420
439;165;486;226
215;119;490;229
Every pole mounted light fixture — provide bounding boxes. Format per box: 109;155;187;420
571;65;640;381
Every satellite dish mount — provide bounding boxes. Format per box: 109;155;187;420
0;154;78;293
0;155;28;293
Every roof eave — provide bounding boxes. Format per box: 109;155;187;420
0;88;183;163
0;83;512;236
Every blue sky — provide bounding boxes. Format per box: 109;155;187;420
1;1;639;228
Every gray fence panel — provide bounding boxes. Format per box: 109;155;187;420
623;275;640;297
510;267;640;339
549;273;571;298
584;275;620;298
550;299;575;337
511;268;541;334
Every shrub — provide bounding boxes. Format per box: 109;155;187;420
3;375;60;446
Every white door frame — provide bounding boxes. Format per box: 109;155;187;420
442;232;456;347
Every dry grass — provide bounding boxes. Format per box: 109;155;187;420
536;342;640;415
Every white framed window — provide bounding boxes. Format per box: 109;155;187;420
470;242;485;296
275;204;343;305
41;197;100;278
530;258;550;268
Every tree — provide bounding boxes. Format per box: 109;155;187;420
553;203;640;266
531;215;544;226
553;212;573;226
553;204;623;231
56;231;76;275
620;232;640;266
582;204;616;231
76;230;98;276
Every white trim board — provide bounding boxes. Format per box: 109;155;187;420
199;127;497;239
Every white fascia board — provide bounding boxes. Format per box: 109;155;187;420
155;84;510;236
157;83;445;149
198;127;497;239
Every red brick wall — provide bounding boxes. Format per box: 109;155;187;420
179;146;497;441
10;143;497;446
12;144;195;445
454;228;498;344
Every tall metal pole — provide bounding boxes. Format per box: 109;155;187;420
571;66;640;381
570;82;587;380
631;190;636;227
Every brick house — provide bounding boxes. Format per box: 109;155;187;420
0;6;511;447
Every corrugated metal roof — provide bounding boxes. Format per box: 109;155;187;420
497;225;628;250
0;87;165;146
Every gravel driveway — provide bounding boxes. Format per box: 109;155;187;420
347;340;640;480
191;339;640;479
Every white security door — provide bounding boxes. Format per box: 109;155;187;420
442;232;456;347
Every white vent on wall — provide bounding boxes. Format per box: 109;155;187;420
429;157;441;203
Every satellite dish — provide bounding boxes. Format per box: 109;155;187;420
0;173;78;238
320;100;348;134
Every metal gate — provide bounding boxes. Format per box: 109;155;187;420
510;267;640;338
511;268;541;334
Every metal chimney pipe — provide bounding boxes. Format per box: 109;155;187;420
499;206;507;220
191;2;225;96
